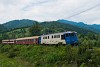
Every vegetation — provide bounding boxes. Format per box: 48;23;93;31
0;21;97;40
0;44;100;67
1;19;100;34
29;22;42;36
3;19;36;30
0;53;31;67
0;19;100;67
58;19;100;34
0;31;100;67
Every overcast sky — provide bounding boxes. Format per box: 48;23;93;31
0;0;100;24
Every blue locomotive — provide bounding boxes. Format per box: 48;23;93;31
39;31;78;45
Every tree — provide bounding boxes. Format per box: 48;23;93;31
87;32;96;40
29;22;41;36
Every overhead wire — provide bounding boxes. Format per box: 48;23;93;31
64;3;100;19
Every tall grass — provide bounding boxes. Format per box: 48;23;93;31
0;44;100;67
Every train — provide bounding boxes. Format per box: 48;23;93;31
1;31;78;46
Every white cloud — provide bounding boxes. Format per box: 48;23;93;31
0;0;100;24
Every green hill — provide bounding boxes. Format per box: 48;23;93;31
41;21;95;34
1;21;96;39
3;19;36;30
0;24;7;33
57;19;100;34
0;19;99;34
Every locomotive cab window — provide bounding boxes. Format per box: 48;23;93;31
61;35;65;40
66;34;69;37
69;33;75;36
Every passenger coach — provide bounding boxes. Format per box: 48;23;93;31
2;39;15;44
16;36;39;45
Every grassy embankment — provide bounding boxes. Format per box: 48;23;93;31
0;44;100;67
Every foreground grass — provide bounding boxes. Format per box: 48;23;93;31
0;44;100;67
0;54;32;67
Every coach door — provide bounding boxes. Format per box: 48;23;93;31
38;37;41;44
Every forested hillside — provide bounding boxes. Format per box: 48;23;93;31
0;24;7;33
0;21;96;39
0;19;100;34
57;19;100;34
41;21;95;34
3;19;36;31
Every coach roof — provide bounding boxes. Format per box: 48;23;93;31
16;36;39;40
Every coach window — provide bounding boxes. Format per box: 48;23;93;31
48;36;49;39
57;35;60;38
34;39;36;41
33;39;34;42
54;35;56;38
46;36;47;39
52;36;53;38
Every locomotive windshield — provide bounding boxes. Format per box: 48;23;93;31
69;33;75;36
66;33;76;37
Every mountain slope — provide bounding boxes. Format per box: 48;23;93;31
91;24;100;30
3;19;36;30
1;19;99;35
2;21;95;39
57;19;100;34
0;24;7;33
40;21;95;34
